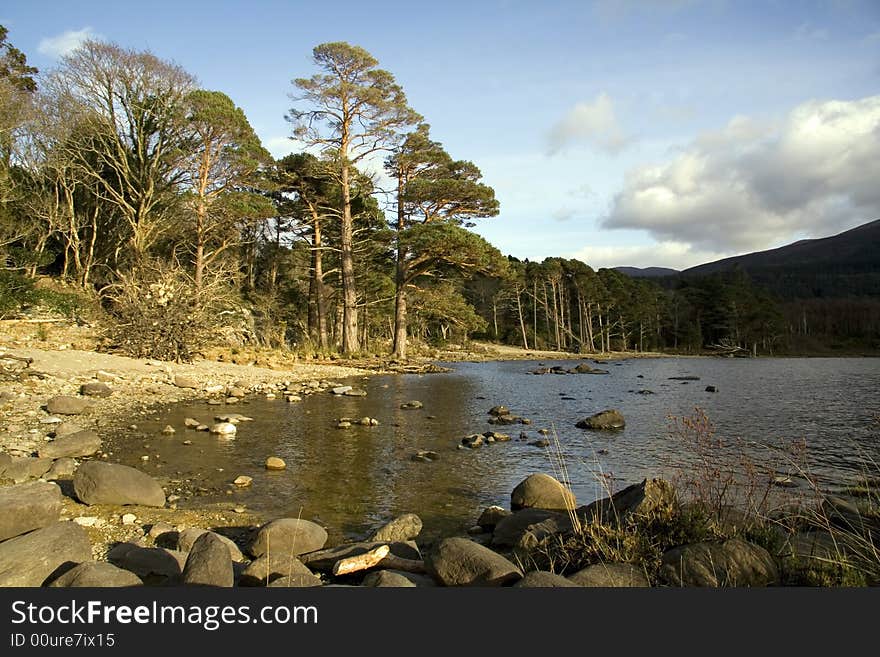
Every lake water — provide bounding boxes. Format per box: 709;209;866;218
106;357;880;544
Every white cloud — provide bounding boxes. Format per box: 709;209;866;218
264;135;296;158
568;241;730;270
602;95;880;252
38;27;101;58
548;92;632;155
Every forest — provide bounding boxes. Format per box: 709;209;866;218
1;28;876;361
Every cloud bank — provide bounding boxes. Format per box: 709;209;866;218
548;92;632;155
38;27;100;58
602;95;880;252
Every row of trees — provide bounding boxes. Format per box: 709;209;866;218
3;28;854;359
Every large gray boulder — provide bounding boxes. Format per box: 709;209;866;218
577;478;676;525
248;518;328;558
660;538;780;587
513;571;580;587
176;528;244;562
239;553;316;586
0;522;92;586
80;382;113;398
38;430;102;459
426;537;522;586
511;473;576;512
48;561;142;587
73;461;166;507
568;563;650;587
266;573;323;587
369;513;423;543
491;508;561;548
44;458;77;481
0;480;62;541
182;532;234;587
576;409;625;430
362;570;418;587
46;395;91;415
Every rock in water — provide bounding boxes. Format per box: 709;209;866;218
660;538;779;587
568;563;650;587
477;506;511;531
400;400;423;410
182;532;233;587
0;481;62;541
248;518;328;558
233;475;252;487
265;457;286;470
73;461;166;507
576;409;625;430
511;473;576;512
210;422;237;436
46;395;91;415
0;522;92;587
38;430;102;459
488;405;510;417
48;561;143;587
426;537;522;586
369;513;423;542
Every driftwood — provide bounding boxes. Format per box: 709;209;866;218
377;553;427;574
332;545;390;576
0;354;33;366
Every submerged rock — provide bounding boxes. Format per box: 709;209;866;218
576;409;625;430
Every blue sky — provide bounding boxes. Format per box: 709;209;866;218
3;0;880;269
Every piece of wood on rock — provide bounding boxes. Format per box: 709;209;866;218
182;532;234;587
248;518;328;558
38;430;102;459
47;561;143;587
73;461;166;507
0;521;92;586
660;538;780;587
511;473;576;512
0;480;62;542
426;537;523;586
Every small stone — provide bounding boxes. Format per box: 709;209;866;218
265;457;286;471
233;506;246;514
73;516;98;527
167;495;180;503
400;400;423;410
173;375;199;389
141;455;149;461
122;513;137;525
336;421;351;429
286;395;302;402
331;386;352;395
225;397;239;404
233;475;252;487
40;416;63;425
162;425;175;435
182;440;193;445
184;418;200;429
210;422;237;436
81;382;113;398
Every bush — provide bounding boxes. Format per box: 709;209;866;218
0;270;38;318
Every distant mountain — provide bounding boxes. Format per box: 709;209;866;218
682;219;880;300
614;266;679;278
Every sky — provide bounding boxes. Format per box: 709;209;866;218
3;0;880;269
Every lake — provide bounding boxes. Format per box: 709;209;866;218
106;357;880;544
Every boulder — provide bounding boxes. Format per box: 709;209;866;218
577;478;676;525
46;395;91;415
182;532;234;587
1;456;53;483
488;405;510;417
513;571;580;587
461;434;484;449
369;513;423;543
511;473;576;512
660;538;780;587
248;518;328;558
48;561;142;587
267;573;323;587
576;409;625;430
571;363;594;373
400;401;423;410
38;430;102;459
0;481;62;541
568;563;650;587
362;570;417;587
210;422;237;436
239;553;316;586
492;508;561;548
108;543;187;584
44;457;77;480
176;528;244;562
73;461;166;507
53;421;84;437
173;375;200;389
331;386;353;395
80;382;112;397
426;537;522;586
0;522;92;586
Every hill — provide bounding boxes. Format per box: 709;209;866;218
614;266;679;278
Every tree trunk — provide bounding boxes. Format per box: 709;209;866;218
340;161;359;354
516;287;529;350
313;217;328;350
392;174;408;360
